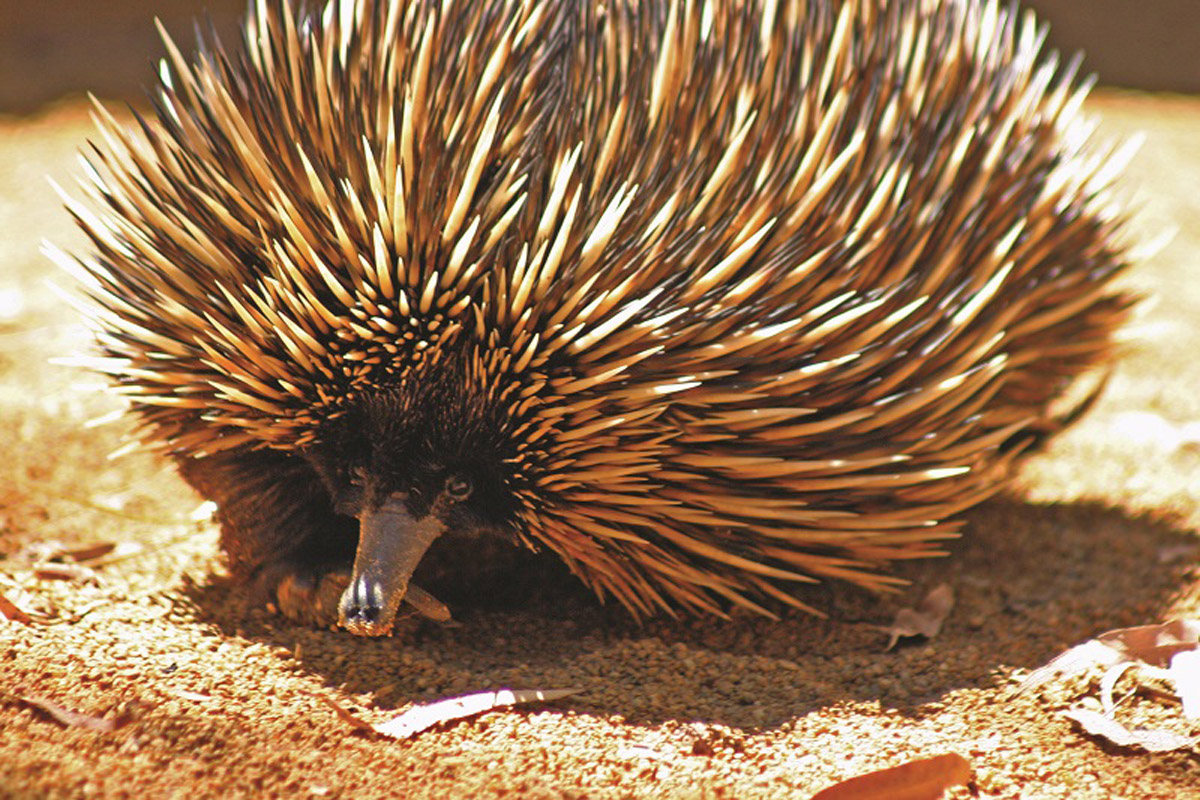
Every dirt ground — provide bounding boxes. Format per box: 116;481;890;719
0;91;1198;799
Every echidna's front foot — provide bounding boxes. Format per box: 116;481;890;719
255;561;351;629
253;560;454;631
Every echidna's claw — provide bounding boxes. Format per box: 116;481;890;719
263;563;351;629
402;583;454;624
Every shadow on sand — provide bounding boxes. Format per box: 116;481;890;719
181;495;1195;731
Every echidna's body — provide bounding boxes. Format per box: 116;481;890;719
61;0;1132;634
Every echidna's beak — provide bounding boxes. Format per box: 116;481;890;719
338;495;442;637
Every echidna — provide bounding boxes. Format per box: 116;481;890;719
56;0;1133;636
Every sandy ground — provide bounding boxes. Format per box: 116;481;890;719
0;92;1198;799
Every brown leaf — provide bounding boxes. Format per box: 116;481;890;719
1063;708;1195;753
33;563;99;583
0;591;32;624
1097;620;1200;667
16;695;130;733
62;542;118;563
885;584;954;650
810;753;973;800
311;688;583;740
19;539;137;568
304;691;374;731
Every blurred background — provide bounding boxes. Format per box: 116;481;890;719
1;0;1198;113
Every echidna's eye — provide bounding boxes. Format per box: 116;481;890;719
444;474;472;501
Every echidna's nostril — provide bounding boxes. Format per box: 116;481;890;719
346;602;380;623
339;577;387;634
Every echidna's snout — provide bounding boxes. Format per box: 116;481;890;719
338;496;443;637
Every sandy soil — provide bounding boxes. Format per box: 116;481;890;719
0;92;1198;799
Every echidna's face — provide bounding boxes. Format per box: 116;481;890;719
303;360;522;634
310;383;519;531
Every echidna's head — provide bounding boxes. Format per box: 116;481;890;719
311;355;517;528
303;351;524;633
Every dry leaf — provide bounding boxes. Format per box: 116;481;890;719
1168;650;1200;719
16;695;130;733
1156;545;1199;565
1063;708;1195;753
810;753;973;800
1097;620;1200;667
311;688;583;740
62;542;118;563
0;591;32;624
306;691;374;730
34;563;99;583
18;541;69;563
374;688;582;739
1099;662;1138;714
1018;640;1127;694
885;584;954;650
1024;620;1200;747
1019;619;1200;694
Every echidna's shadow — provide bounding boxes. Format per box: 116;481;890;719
182;496;1194;730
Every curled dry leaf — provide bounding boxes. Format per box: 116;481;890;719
1018;640;1127;695
1097;620;1200;667
616;745;672;762
163;688;217;704
0;591;32;624
1022;620;1200;752
885;583;954;651
14;539;134;585
310;688;583;740
1019;619;1200;694
1063;708;1195;753
1099;662;1138;714
810;753;973;800
17;541;69;563
16;540;117;564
